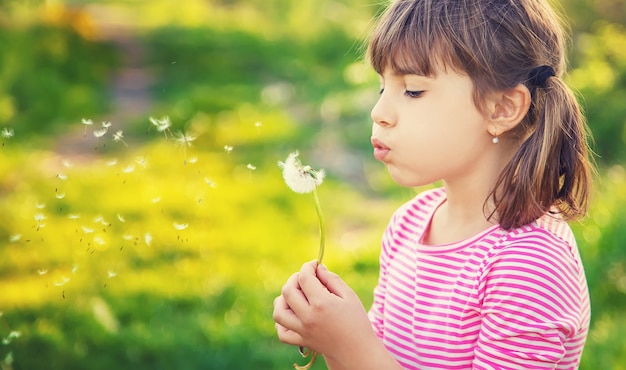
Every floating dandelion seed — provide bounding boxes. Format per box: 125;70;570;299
224;145;234;153
135;156;148;168
57;173;68;180
81;118;93;137
145;233;152;246
188;156;198;164
107;270;117;278
149;116;172;138
2;331;21;345
117;214;126;223
93;127;108;139
122;165;135;174
54;277;70;286
62;159;73;168
246;164;257;171
113;130;128;146
55;192;66;199
174;131;197;165
72;265;78;274
151;196;161;203
94;236;106;246
81;226;94;234
1;127;14;139
278;151;327;370
106;159;118;166
37;269;48;275
68;214;80;220
255;121;262;135
9;234;21;242
173;222;189;231
35;203;46;209
101;121;112;129
204;178;216;188
34;213;46;224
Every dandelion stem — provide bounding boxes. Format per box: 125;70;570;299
312;188;325;264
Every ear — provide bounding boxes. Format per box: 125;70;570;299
486;83;531;137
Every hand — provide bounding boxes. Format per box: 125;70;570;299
273;260;377;365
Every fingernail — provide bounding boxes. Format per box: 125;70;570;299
319;264;327;271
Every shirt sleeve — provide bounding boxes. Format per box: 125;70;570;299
473;234;589;369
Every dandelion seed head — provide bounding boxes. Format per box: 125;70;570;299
1;127;14;139
278;151;325;194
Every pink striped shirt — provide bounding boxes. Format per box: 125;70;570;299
368;188;590;369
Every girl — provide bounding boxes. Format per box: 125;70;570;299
273;0;594;369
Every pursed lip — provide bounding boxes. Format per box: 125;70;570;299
371;137;390;161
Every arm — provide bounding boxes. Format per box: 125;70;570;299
273;261;403;370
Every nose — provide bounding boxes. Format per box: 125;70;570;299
371;93;395;127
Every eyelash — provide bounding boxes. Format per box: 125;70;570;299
378;88;424;98
405;90;424;98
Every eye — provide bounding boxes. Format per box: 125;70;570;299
405;90;424;98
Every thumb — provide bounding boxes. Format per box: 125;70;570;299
316;264;350;297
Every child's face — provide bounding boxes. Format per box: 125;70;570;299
371;67;493;187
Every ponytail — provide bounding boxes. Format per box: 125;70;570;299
490;75;594;230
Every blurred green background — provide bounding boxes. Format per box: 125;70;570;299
0;0;624;369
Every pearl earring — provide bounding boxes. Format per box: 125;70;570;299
492;136;499;144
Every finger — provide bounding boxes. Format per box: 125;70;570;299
316;264;351;298
275;322;302;345
297;260;330;301
273;295;303;333
282;273;311;315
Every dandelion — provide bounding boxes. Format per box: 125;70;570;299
278;151;326;370
174;130;197;165
113;130;128;146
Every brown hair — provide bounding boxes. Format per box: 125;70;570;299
367;0;594;230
